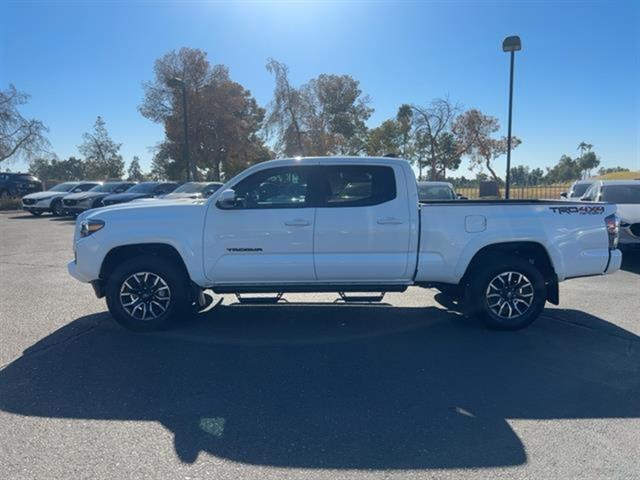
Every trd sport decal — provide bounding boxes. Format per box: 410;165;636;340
549;206;605;215
227;247;263;252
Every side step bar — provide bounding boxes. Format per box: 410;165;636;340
336;292;386;303
235;293;284;304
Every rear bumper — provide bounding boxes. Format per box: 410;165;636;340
605;249;622;274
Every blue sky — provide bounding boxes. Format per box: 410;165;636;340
1;0;639;177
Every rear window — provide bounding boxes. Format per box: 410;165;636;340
316;165;396;207
601;185;640;204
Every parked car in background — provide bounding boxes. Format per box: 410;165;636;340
161;181;223;200
62;181;135;216
0;173;42;199
561;180;595;200
21;181;98;216
102;182;179;206
417;181;465;201
581;180;640;247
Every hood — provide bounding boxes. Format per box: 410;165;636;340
64;191;107;201
616;204;640;223
162;192;203;200
103;193;151;204
22;191;67;200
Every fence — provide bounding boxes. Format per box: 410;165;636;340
456;184;569;200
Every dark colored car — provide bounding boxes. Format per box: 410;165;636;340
102;182;180;206
62;181;136;216
0;173;43;198
161;181;223;200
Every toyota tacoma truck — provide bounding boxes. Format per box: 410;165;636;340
68;157;622;332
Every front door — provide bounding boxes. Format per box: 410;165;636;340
204;166;316;285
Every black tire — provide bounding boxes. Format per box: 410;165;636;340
105;255;190;332
29;211;42;216
466;255;546;330
51;198;64;216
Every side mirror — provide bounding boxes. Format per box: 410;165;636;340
216;189;237;209
580;196;591;202
560;192;568;199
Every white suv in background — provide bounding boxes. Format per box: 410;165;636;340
581;180;640;247
21;181;99;216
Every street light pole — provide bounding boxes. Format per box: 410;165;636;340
502;35;521;200
167;77;192;182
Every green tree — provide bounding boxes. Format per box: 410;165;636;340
578;151;600;178
598;166;630;175
366;119;402;157
127;156;145;181
29;156;86;182
78;116;125;179
0;84;51;164
396;104;413;158
545;155;582;184
141;48;270;181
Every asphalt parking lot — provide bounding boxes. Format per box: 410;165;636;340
1;211;639;480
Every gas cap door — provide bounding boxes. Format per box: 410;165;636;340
465;215;487;233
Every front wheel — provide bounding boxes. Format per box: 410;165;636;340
105;256;189;331
467;255;547;330
51;199;64;216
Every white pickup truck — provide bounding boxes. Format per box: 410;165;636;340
68;157;622;331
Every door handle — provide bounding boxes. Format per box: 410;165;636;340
285;219;311;226
377;217;403;225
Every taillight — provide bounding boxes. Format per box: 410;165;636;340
605;214;619;249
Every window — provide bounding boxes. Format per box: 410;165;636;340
418;183;455;201
231;167;310;209
316;165;396;207
581;184;599;201
601;185;640;204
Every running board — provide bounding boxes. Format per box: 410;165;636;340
336;292;386;303
235;293;284;304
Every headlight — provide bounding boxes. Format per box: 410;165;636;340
80;219;105;237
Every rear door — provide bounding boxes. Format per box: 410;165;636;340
313;163;413;283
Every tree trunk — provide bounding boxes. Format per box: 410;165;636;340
485;157;499;183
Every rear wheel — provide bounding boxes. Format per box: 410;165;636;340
467;255;546;330
105;255;190;331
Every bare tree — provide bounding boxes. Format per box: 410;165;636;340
265;58;306;156
410;99;459;180
453;109;521;183
0;84;51;164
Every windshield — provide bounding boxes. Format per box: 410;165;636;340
418;184;455;200
172;182;207;194
601;185;640;204
48;182;77;192
89;183;124;193
125;183;158;193
571;183;593;197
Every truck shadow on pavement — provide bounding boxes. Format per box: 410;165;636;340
1;305;639;470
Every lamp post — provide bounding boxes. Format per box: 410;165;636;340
166;77;192;181
502;35;521;200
